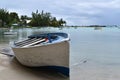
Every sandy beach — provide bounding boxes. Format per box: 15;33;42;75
0;44;69;80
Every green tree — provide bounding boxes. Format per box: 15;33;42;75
58;18;66;26
20;15;32;26
0;8;9;27
50;17;59;26
29;10;67;27
20;15;28;26
9;12;19;25
41;11;51;26
21;15;27;21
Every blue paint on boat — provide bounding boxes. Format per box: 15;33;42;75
42;66;69;77
47;33;52;43
28;66;69;77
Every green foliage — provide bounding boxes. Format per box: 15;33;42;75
58;18;66;26
0;8;67;27
20;15;31;26
29;10;50;26
29;10;66;27
9;12;19;25
0;8;20;27
0;8;9;27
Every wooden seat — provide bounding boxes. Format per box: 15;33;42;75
15;38;44;47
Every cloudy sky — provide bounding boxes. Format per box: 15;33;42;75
0;0;120;25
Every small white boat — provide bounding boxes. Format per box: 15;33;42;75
4;31;17;35
11;32;70;76
4;29;17;35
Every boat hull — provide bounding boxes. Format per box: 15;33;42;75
12;41;69;68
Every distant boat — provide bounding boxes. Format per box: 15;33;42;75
4;31;17;35
11;32;70;76
3;27;17;35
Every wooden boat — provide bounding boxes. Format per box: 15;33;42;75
11;32;70;76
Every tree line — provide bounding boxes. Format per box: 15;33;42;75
0;8;66;27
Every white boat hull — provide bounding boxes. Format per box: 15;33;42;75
12;41;69;68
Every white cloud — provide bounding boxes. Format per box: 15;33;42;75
1;0;120;25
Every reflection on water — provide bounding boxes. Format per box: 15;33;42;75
0;26;120;80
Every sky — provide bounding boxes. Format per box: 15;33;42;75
0;0;120;26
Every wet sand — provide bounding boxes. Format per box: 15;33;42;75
0;44;69;80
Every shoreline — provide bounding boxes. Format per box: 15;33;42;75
0;28;9;30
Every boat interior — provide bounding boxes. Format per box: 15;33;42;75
14;33;68;48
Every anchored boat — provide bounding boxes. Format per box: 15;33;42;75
4;31;17;35
11;32;70;76
3;27;17;35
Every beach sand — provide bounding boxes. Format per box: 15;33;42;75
0;44;69;80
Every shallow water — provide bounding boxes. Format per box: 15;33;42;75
0;26;120;80
69;27;120;80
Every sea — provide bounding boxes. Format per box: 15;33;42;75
0;26;120;80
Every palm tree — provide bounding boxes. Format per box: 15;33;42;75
0;8;9;27
59;18;66;26
9;12;19;25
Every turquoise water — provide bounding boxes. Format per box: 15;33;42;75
0;27;120;80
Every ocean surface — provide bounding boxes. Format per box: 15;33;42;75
0;26;120;80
